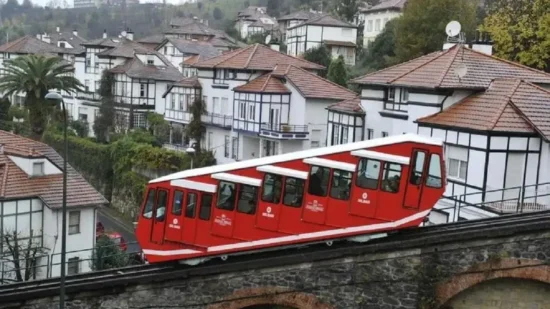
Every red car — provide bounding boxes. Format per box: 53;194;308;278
96;222;127;252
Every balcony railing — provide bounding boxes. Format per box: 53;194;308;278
201;113;232;128
259;123;309;140
76;91;101;102
439;181;550;222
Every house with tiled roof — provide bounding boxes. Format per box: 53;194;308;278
235;6;278;39
357;0;407;48
286;15;358;65
325;96;365;147
164;18;242;53
0;130;107;279
163;43;342;164
350;43;550;224
156;37;221;76
278;10;323;42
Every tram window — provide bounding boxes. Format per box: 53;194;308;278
426;154;443;188
237;185;258;214
172;190;184;215
217;181;236;211
261;173;283;204
142;189;156;219
155;190;168;221
330;170;352;201
356;159;381;190
410;151;426;185
283;177;305;208
199;194;213;220
308;166;330;197
185;193;197;218
381;163;402;193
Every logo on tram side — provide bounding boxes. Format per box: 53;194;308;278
262;206;275;218
305;200;324;212
358;192;371;204
169;218;181;229
214;214;232;226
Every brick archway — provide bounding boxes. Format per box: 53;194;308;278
436;258;550;306
206;287;335;309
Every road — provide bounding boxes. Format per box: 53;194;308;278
97;208;141;254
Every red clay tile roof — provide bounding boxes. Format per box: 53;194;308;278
0;130;107;209
416;78;550;139
272;64;357;101
233;74;290;94
327;96;364;114
288;14;356;30
0;35;65;54
351;45;550;89
176;76;202;88
193;43;324;71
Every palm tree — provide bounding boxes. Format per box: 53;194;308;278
0;54;84;139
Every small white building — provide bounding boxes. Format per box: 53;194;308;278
0;130;107;281
164;43;327;164
235;6;278;39
286;15;358;65
156;37;220;74
278;10;322;42
164;18;243;53
348;43;550;223
325;96;366;146
357;0;407;48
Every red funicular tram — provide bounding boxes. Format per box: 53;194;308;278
135;134;446;264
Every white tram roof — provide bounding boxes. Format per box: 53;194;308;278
150;133;443;184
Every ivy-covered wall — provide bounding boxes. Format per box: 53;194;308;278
42;131;216;221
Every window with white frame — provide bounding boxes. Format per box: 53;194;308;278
341;127;349;144
401;88;409;102
382;131;388;137
208;132;213;150
367;129;374;140
232;137;238;159
68;257;79;275
375;19;381;31
171;94;176;109
311;129;321;148
367;20;373;32
140;83;147;97
239;101;246;119
33;162;44;176
179;94;184;110
446;145;467;181
69;211;80;234
224;135;230;158
332;124;340;145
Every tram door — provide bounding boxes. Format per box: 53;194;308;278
164;189;184;242
210;181;236;238
181;191;199;243
302;165;330;225
349;158;380;218
150;188;169;244
404;149;428;209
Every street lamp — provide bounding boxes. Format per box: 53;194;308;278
45;91;67;309
186;147;195;169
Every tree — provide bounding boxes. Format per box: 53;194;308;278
482;0;550;71
213;7;224;20
0;97;10;122
394;0;478;63
185;98;207;152
0;55;83;140
331;0;358;23
302;44;332;78
90;234;131;271
2;230;45;283
146;112;170;144
327;55;349;87
362;18;398;71
93;71;116;143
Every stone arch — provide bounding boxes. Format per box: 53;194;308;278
206;287;335;309
435;258;550;307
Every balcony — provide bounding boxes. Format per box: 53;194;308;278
201;112;232;129
165;109;192;124
76;91;101;102
259;123;309;140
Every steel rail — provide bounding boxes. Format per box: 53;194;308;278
1;211;550;303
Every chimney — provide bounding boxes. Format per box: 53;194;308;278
471;30;493;56
103;29;107;39
73;29;78;36
121;30;127;38
127;29;134;41
42;34;51;44
56;26;60;33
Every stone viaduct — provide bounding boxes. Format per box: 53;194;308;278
3;221;550;309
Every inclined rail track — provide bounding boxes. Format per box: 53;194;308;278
2;210;550;302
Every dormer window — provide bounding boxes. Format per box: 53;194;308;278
147;55;154;65
33;162;44;176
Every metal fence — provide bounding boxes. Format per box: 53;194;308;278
0;241;144;285
439;182;550;223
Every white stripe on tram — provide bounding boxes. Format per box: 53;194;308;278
256;165;309;180
142;209;430;256
351;150;410;165
211;173;262;187
170;179;217;193
303;157;356;172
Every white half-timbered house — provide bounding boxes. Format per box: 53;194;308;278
349;43;550;223
0;131;107;281
286;15;358;65
325;96;366;146
278;10;322;42
156;37;220;74
356;0;407;48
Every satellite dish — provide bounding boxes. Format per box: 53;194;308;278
445;21;461;37
265;34;272;44
455;63;467;79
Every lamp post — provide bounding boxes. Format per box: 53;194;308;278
186;147;195;169
45;91;67;309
